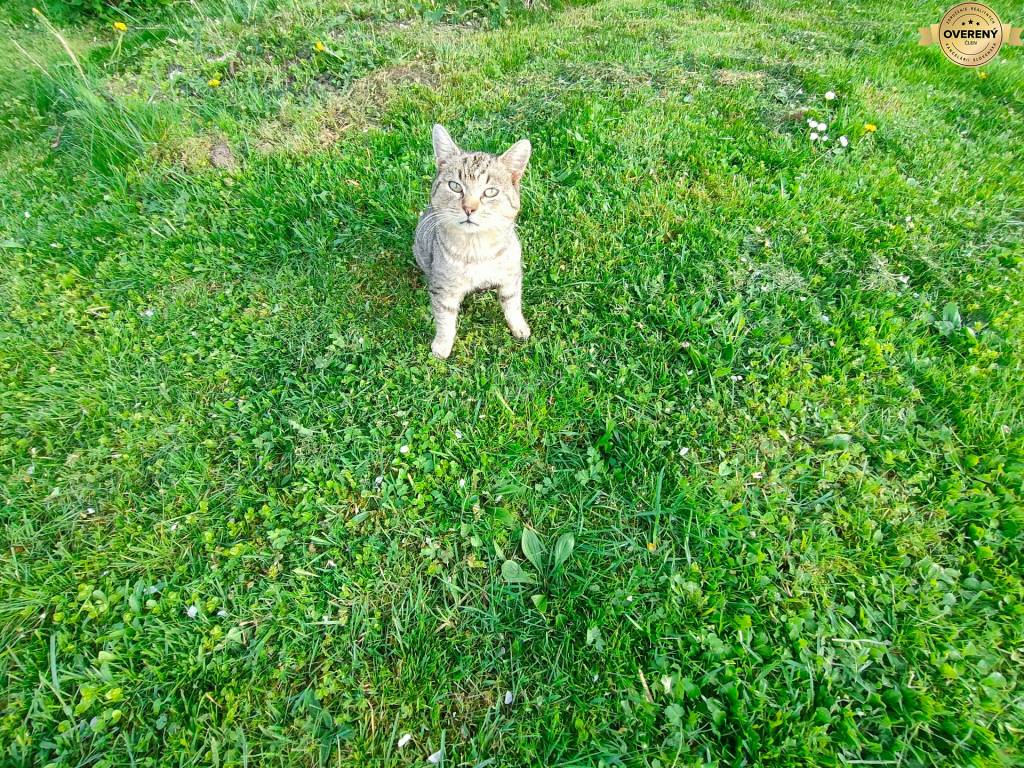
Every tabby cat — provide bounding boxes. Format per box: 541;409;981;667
413;124;532;359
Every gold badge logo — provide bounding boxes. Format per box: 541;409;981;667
919;3;1022;67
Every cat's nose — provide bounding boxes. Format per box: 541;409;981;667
462;197;480;216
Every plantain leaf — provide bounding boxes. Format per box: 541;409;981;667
521;528;545;573
552;533;575;571
501;560;537;585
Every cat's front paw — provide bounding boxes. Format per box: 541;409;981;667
431;337;454;359
509;321;531;341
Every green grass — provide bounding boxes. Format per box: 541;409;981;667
1;0;1023;765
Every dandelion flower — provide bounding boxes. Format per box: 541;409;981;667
825;90;836;100
113;21;128;32
397;734;412;748
864;123;877;133
977;71;988;80
208;78;221;88
838;135;848;147
315;41;326;52
646;541;657;552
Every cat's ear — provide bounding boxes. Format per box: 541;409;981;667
500;139;531;186
432;124;461;167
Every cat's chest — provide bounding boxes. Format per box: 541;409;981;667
445;257;507;291
435;239;519;291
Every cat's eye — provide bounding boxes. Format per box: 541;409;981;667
448;181;463;193
483;187;499;198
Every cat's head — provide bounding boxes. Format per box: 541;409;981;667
427;124;531;233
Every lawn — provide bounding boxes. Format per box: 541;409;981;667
1;0;1022;765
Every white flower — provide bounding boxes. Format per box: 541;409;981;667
142;308;155;318
504;690;514;705
825;90;836;100
838;136;848;147
86;507;96;515
821;135;829;142
217;609;228;617
398;734;412;748
810;132;819;141
681;341;690;349
186;605;199;619
821;314;830;323
399;445;410;454
454;429;462;440
326;559;337;568
806;117;815;127
752;471;764;479
374;475;383;487
427;749;443;764
458;478;466;488
818;122;827;131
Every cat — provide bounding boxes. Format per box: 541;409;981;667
414;124;532;359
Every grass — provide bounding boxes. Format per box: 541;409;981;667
1;0;1022;765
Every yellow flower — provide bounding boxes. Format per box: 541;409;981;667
208;78;221;88
315;41;326;52
864;123;877;133
646;541;657;553
977;71;989;80
113;21;127;32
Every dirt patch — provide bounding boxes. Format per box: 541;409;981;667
255;60;439;155
714;69;766;87
209;141;237;170
151;135;238;172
